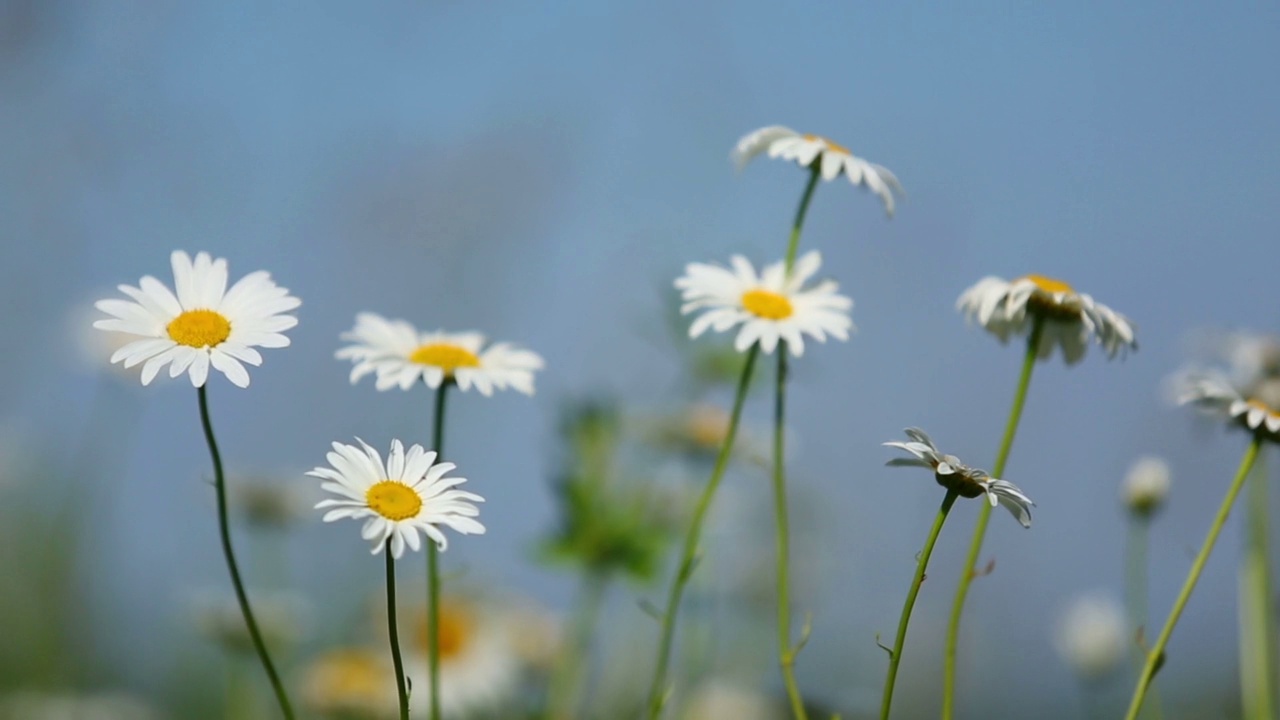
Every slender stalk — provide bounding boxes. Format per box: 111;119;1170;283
426;384;450;720
941;316;1044;719
546;571;608;720
1240;448;1274;720
645;346;760;719
197;386;295;720
1125;516;1163;720
772;351;808;720
387;542;410;720
1123;437;1263;720
879;490;959;720
782;167;821;270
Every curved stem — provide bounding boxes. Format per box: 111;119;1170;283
1124;437;1262;720
772;351;808;720
783;167;822;270
197;386;295;720
386;543;410;720
426;383;450;720
941;316;1043;719
645;346;759;719
879;490;958;720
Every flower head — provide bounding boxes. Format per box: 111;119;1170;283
308;439;484;558
1053;593;1127;680
1121;456;1171;517
336;313;543;396
405;597;522;718
676;251;852;357
300;648;398;717
93;251;300;387
732;125;902;216
1178;370;1280;444
884;427;1034;527
957;274;1136;364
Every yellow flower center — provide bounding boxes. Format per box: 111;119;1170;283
1246;399;1279;417
409;342;481;374
1017;274;1082;319
365;481;422;521
417;603;475;660
803;133;851;156
166;309;231;348
1019;274;1075;295
741;289;793;320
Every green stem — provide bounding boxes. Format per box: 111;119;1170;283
773;351;809;720
1124;437;1263;720
1241;447;1274;720
546;571;608;720
1125;516;1163;720
879;490;959;720
426;383;450;720
783;167;822;270
645;346;760;719
197;386;295;720
387;542;410;720
941;315;1044;719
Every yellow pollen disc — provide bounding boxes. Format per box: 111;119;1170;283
365;481;422;521
417;603;475;660
741;289;794;320
802;133;851;156
1019;274;1075;295
409;342;481;375
1246;399;1278;417
166;309;231;348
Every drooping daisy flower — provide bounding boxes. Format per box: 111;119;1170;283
93;251;300;387
1178;370;1280;444
309;439;484;558
675;250;852;357
731;125;903;216
884;427;1034;527
956;274;1137;364
336;313;544;396
1053;593;1127;680
404;597;523;718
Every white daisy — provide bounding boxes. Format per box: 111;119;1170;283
731;125;903;216
884;427;1035;528
308;439;484;558
956;274;1137;365
1178;370;1280;444
336;313;544;396
405;597;523;719
93;251;300;388
1053;593;1127;680
675;250;852;357
1120;456;1171;517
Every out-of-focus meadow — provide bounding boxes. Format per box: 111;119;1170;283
2;2;1279;719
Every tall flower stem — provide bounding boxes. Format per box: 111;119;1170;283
1240;448;1274;720
645;346;759;719
1124;437;1263;720
546;571;608;720
879;490;959;720
941;315;1044;719
386;542;410;720
782;167;821;269
1125;515;1163;720
426;384;450;720
197;386;295;720
772;351;808;720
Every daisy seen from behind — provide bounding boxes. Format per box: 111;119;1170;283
732;125;903;216
676;250;852;357
885;427;1034;528
337;313;544;396
957;274;1137;365
94;250;300;388
310;438;485;559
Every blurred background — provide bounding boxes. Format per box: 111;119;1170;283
2;1;1279;718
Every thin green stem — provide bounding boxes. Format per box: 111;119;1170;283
645;346;759;719
426;383;450;720
197;386;295;720
941;315;1044;720
386;543;410;720
1241;448;1274;720
546;571;608;720
1125;516;1163;720
783;167;822;270
879;490;959;720
772;351;808;720
1123;437;1263;720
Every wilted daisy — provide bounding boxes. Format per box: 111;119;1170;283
309;439;484;558
676;250;852;356
1121;456;1171;517
884;427;1034;527
732;125;902;216
957;274;1136;364
1054;593;1127;680
93;250;300;387
1178;370;1280;444
336;312;544;396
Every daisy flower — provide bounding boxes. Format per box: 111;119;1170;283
300;648;399;718
405;597;523;718
957;274;1137;364
675;250;852;356
336;313;544;396
93;251;300;388
884;427;1034;527
1178;370;1280;444
732;125;903;216
1053;593;1127;680
309;439;484;558
1120;456;1171;517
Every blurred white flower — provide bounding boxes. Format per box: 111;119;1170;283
957;274;1136;364
405;597;523;719
192;588;309;654
337;313;544;396
228;473;316;529
0;691;159;720
93;250;300;387
309;439;484;558
1053;593;1127;679
676;251;853;356
300;647;398;718
682;679;784;720
1178;370;1280;444
1121;456;1171;517
732;125;903;216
